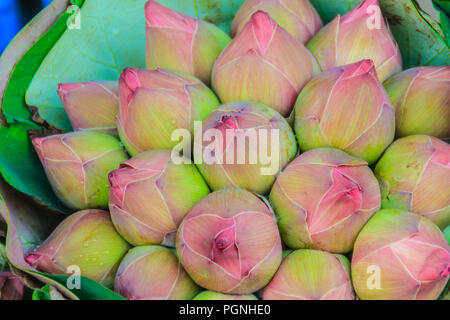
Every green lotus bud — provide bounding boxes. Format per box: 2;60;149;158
32;132;128;210
145;0;231;85
307;0;402;82
375;135;450;229
213;11;320;117
384;66;450;139
197;101;297;195
109;150;210;247
264;249;355;300
193;291;258;300
352;209;450;300
57;81;119;136
270;148;380;253
115;246;200;300
25;210;131;288
294;60;395;165
177;188;282;294
117;68;220;156
231;0;323;43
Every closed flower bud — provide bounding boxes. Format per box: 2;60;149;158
375;135;450;229
32;132;128;210
213;11;320;117
307;0;402;82
294;59;395;164
264;249;355;300
25;210;131;288
193;291;258;300
177;188;282;294
115;246;200;300
231;0;322;43
270;148;380;253
109;150;210;247
352;209;450;300
145;0;231;85
117;68;220;156
57;81;119;136
384;66;450;139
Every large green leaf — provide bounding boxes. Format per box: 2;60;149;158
0;176;125;300
26;0;245;131
2;0;85;127
0;124;68;212
310;0;363;23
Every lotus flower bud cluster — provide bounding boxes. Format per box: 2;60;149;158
25;210;130;288
176;188;282;294
57;81;119;136
352;209;450;300
384;66;450;139
115;246;200;300
32;132;128;210
231;0;322;43
193;291;258;300
375;135;450;229
197;101;297;195
294;60;395;164
145;0;231;85
213;11;320;117
264;249;355;300
0;273;24;300
117;68;219;156
108;150;210;247
307;0;402;82
270;148;381;253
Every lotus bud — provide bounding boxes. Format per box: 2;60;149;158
270;148;380;253
177;188;282;294
383;66;450;139
0;272;24;300
57;81;119;136
115;246;200;300
24;210;131;288
197;101;297;195
294;60;395;164
375;135;450;229
108;150;210;247
117;68;220;156
264;249;355;300
231;0;322;43
307;0;402;82
32;132;128;210
352;209;450;300
193;291;258;300
213;11;320;117
145;0;231;85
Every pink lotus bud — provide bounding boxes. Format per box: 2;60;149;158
115;246;200;300
213;11;320;117
352;209;450;300
193;291;258;300
176;188;282;294
108;150;210;247
117;68;220;156
270;148;380;253
294;60;395;165
145;0;231;85
32;132;128;210
57;81;119;136
375;135;450;229
197;101;297;195
307;0;402;82
264;249;355;300
0;273;24;300
384;66;450;139
25;210;131;288
231;0;323;43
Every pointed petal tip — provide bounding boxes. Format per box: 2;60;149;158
342;0;380;24
249;11;277;53
145;0;196;32
24;253;41;265
342;60;377;78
